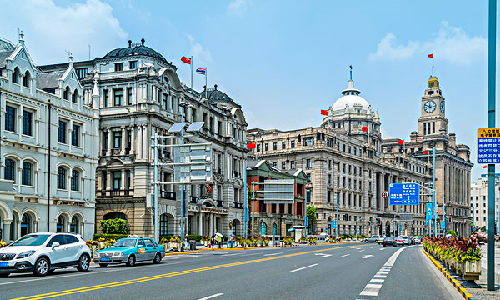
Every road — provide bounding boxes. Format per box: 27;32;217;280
0;243;461;300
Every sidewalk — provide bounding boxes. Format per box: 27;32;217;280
464;243;500;299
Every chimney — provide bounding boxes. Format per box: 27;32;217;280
128;40;132;48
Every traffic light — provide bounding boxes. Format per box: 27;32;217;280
447;216;452;222
376;218;380;224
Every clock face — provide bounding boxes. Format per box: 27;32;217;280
424;100;436;113
440;101;445;113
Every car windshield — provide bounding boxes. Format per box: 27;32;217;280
112;238;137;247
11;234;52;246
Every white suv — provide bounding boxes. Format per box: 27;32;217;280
0;232;91;277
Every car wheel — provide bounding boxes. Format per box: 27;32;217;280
126;255;136;267
77;254;90;272
34;257;50;276
383;244;386;247
153;253;162;264
99;263;109;268
0;273;9;278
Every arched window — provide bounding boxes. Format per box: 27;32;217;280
21;213;32;236
260;222;267;235
160;214;169;236
70;216;80;233
273;223;278;235
72;89;78;104
22;161;33;186
12;68;19;84
4;158;15;182
71;169;80;191
57;215;66;232
23;71;30;87
63;87;70;100
58;166;67;189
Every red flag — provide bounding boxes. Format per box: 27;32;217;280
428;54;433;58
483;165;488;168
321;109;328;116
362;126;368;132
423;150;429;154
181;56;191;64
247;142;256;149
398;140;404;145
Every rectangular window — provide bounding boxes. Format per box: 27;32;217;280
282;161;286;169
423;123;427;135
22;162;32;186
129;61;137;69
291;141;295;148
72;124;80;147
103;89;108;108
433;122;435;133
126;171;131;188
307;159;312;168
257;144;261;152
113;171;121;190
75;68;88;80
114;63;123;72
71;170;79;191
127;87;133;105
290;161;295;169
282;141;286;149
113;89;123;106
5;106;16;132
113;131;122;148
23;110;33;136
273;142;277;150
265;143;268;151
272;162;277;168
102;171;107;189
58;120;67;143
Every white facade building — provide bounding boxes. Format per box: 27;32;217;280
470;175;500;232
0;34;98;241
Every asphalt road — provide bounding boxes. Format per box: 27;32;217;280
0;243;461;300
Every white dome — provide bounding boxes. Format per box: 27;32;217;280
331;79;370;111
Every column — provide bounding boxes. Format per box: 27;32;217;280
142;125;148;160
199;212;203;235
209;213;214;236
2;221;11;242
107;130;113;156
98;129;103;155
121;170;126;190
130;126;135;155
107;171;112;190
137;126;143;159
121;126;126;154
17;165;22;192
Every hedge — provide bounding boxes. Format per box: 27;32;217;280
93;233;129;240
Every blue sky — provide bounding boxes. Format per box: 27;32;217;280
0;0;492;180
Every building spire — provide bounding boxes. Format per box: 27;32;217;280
18;30;24;46
349;65;353;80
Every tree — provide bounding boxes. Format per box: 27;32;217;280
306;206;317;234
99;218;127;234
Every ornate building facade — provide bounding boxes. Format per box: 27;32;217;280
40;40;248;238
0;34;98;241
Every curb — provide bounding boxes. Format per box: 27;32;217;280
423;249;479;300
273;245;299;247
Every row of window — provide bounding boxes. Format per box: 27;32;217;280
102;88;133;108
58;120;82;147
114;61;137;72
423;122;436;135
11;68;31;88
4;159;81;191
102;171;132;190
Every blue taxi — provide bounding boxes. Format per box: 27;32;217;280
93;237;165;267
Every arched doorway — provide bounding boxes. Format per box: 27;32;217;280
21;213;32;236
160;213;174;236
57;215;67;232
70;215;82;234
272;222;278;235
232;219;240;236
260;222;267;235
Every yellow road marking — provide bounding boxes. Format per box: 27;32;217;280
9;244;359;300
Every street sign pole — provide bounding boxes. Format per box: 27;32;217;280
487;0;496;291
432;146;437;237
304;188;308;237
243;166;248;239
153;132;159;243
336;191;339;239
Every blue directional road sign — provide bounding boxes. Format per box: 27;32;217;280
331;221;337;228
389;183;419;205
477;128;500;163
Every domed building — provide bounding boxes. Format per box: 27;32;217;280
322;71;381;154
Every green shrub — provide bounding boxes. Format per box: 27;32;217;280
93;233;129;240
187;235;202;242
99;218;127;234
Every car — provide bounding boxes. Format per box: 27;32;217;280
0;232;91;277
472;231;487;244
400;236;410;245
395;237;405;246
376;236;386;245
93;237;165;267
382;237;397;247
413;237;421;244
364;236;380;243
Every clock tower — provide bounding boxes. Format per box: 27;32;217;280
417;76;448;138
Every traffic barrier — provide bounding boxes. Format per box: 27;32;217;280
423;249;479;300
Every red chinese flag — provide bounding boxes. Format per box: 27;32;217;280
247;142;256;149
321;109;328;116
428;54;433;58
362;126;368;132
398;140;404;145
423;150;429;154
181;56;191;64
483;165;488;168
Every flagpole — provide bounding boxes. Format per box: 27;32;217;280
190;56;193;90
206;67;208;88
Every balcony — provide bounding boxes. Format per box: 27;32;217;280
98;189;133;197
161;191;176;200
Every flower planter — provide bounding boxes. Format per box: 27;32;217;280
462;261;481;281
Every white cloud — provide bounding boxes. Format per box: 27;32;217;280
0;0;127;64
187;34;213;65
227;0;252;16
369;22;486;64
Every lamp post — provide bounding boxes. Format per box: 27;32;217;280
336;191;339;239
425;147;442;237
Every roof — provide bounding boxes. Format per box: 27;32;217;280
36;70;65;90
0;51;13;68
331;79;370;111
0;38;15;68
102;40;174;68
200;84;241;109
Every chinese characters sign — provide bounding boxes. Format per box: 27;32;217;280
389;183;419;205
478;128;500;163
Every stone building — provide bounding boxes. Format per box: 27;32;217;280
470;174;500;233
0;34;98;241
40;39;248;238
246;160;307;236
381;76;473;236
248;74;432;237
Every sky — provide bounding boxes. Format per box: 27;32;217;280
0;0;493;181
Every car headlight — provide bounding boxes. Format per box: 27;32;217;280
93;252;100;258
16;251;36;259
113;252;123;257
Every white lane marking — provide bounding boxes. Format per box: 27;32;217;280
17;277;51;283
290;267;307;273
198;293;224;300
362;255;374;259
307;263;318;268
59;273;86;278
221;253;240;257
379;248;385;251
263;252;282;256
359;250;365;253
0;282;14;285
340;254;350;258
359;247;405;297
216;252;228;254
314;253;332;258
370;247;374;249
